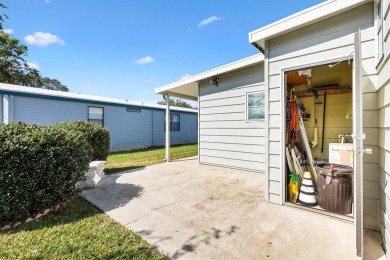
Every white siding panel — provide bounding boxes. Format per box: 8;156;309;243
269;194;282;204
269;115;280;128
269;155;280;168
269;128;281;142
201;128;265;137
200;96;244;108
200;155;265;172
200;149;265;162
200;112;244;122
201;104;245;114
200;84;264;101
363;92;378;110
200;120;265;129
269;101;281;115
364;180;379;200
269;180;281;195
200;135;264;145
200;142;265;154
269;167;281;182
199;64;265;173
269;141;280;155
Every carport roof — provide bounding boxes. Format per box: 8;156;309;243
249;0;373;52
154;54;264;101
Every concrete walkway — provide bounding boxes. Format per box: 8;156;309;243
81;157;385;259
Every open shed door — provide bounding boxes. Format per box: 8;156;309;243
352;30;363;257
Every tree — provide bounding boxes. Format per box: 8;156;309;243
157;98;194;109
0;3;68;91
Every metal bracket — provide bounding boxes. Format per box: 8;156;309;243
351;133;366;140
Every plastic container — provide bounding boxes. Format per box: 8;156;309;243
315;163;353;214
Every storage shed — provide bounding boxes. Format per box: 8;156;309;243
156;0;390;257
0;83;198;151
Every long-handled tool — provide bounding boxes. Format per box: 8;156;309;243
308;88;322;148
321;91;327;153
298;112;317;186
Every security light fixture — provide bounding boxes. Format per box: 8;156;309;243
210;77;219;87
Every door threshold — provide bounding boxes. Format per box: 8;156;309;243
284;202;354;223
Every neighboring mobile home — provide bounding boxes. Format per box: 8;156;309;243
0;83;198;151
155;0;390;257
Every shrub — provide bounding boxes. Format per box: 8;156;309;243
0;123;91;224
54;121;110;161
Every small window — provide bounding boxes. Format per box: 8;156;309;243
247;91;265;121
375;0;384;64
88;106;104;126
127;108;141;113
164;113;180;131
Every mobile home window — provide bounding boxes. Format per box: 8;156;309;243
247;91;265;121
164;113;180;131
88;106;104;126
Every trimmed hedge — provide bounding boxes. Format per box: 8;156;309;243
0;123;91;224
54;121;110;161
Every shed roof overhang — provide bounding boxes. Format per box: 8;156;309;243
248;0;373;52
155;54;264;101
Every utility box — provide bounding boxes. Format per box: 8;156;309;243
329;143;354;167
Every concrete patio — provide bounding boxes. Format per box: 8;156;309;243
81;157;385;259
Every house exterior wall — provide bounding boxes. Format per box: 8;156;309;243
265;3;379;229
377;0;390;255
1;94;197;151
152;109;198;147
198;64;265;172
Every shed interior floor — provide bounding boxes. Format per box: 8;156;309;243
284;60;354;218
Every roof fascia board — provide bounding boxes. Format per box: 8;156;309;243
249;0;372;47
0;88;197;114
155;54;264;94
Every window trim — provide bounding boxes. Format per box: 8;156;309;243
127;108;141;113
246;91;265;122
375;0;384;66
88;106;104;126
164;113;181;131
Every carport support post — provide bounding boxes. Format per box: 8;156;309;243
165;93;170;162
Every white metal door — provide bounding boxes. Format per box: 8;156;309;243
352;30;363;257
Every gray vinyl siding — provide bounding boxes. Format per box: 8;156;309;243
265;2;380;230
8;95;197;150
198;64;265;172
152;110;198;146
105;107;152;147
378;0;390;255
13;96;87;124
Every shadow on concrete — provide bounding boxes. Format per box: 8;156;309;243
172;225;238;259
81;175;144;212
138;229;173;245
105;166;146;174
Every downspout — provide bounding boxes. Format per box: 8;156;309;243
165;94;170;162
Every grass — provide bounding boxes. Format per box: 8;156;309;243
0;143;197;259
0;197;168;260
105;143;198;174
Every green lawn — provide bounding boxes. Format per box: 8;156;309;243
105;143;198;174
0;143;197;259
0;197;168;259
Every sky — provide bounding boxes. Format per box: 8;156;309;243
2;0;324;105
